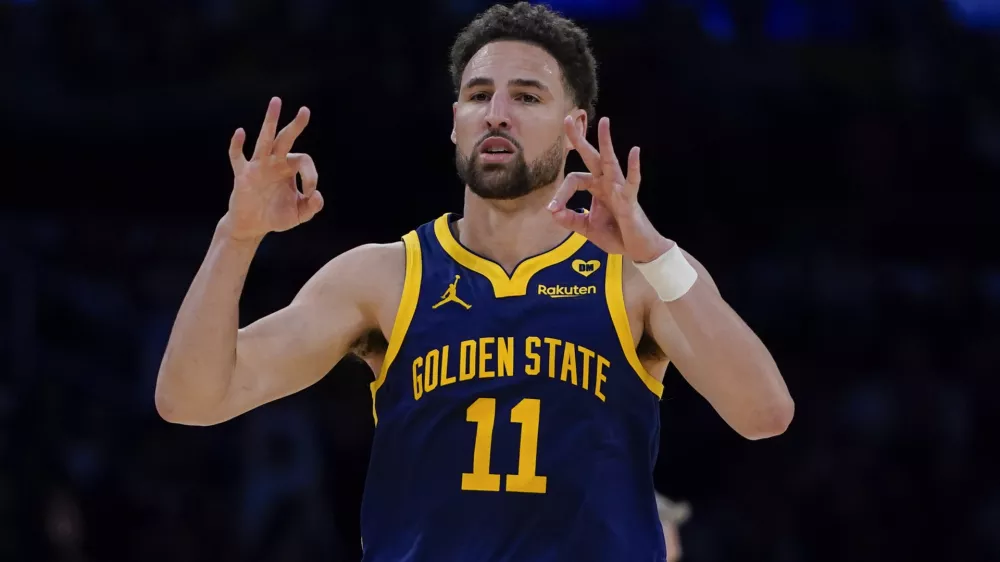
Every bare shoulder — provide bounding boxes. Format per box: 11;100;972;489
305;241;405;290
300;241;406;326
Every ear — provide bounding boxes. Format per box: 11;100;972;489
564;108;588;154
451;102;458;145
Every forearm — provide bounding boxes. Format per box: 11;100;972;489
660;281;792;438
154;216;262;421
641;245;793;439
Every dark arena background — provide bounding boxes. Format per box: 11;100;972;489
2;1;999;561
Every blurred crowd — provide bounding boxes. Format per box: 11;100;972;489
2;1;999;561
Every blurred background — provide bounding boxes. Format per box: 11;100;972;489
2;0;999;561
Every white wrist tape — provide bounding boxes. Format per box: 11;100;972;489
633;245;698;302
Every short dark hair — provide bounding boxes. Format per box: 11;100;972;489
448;2;599;122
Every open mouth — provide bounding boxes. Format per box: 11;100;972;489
479;136;517;163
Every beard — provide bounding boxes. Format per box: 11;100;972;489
456;133;564;200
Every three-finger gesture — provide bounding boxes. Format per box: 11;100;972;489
548;117;670;263
225;97;323;240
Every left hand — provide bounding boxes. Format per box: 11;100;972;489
547;116;672;264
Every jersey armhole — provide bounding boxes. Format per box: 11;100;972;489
605;254;665;399
370;230;423;425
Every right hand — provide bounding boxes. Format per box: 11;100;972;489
224;97;323;240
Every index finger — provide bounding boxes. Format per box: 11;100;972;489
287;153;318;196
547;172;593;212
564;116;602;175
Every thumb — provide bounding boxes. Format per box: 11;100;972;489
297;190;324;222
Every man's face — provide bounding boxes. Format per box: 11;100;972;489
452;40;585;200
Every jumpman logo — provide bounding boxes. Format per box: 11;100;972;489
433;274;472;310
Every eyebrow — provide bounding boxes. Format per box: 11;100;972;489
463;77;550;93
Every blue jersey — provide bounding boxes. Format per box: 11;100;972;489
361;213;667;562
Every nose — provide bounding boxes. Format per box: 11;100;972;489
485;95;511;130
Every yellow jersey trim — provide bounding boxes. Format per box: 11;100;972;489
370;230;423;425
606;254;664;398
433;213;588;298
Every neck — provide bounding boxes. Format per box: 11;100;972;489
456;180;573;274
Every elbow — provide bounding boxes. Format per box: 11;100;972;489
739;394;795;441
154;387;192;425
154;380;223;427
154;375;177;422
154;360;193;425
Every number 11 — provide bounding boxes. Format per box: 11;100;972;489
461;397;547;494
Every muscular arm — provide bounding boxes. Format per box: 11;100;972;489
154;217;401;426
634;251;793;440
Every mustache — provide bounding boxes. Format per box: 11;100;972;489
474;130;522;152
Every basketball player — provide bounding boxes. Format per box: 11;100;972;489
155;3;793;560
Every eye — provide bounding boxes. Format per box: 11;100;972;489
516;93;541;104
469;91;491;102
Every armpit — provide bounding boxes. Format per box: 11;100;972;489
350;328;388;359
637;331;667;363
